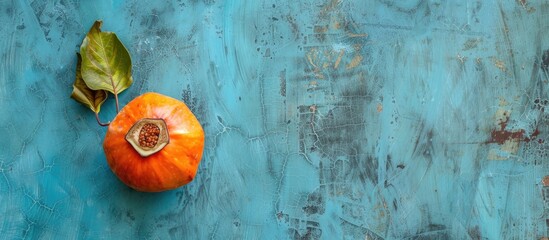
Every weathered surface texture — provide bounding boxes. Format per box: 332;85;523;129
1;0;548;239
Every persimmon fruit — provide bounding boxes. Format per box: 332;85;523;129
103;92;205;192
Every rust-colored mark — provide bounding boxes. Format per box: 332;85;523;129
347;33;368;38
490;129;524;145
542;176;549;186
486;107;542;160
314;25;328;34
524;128;540;143
333;20;341;29
487;111;540;145
334;49;344;69
307;50;318;69
489;111;524;145
377;103;383;113
305;48;341;79
494;109;510;127
321;0;341;15
309;104;317;115
492;58;507;72
346;55;363;70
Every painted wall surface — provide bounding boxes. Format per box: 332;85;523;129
1;0;549;239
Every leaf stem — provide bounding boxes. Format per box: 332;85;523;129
114;92;120;113
110;76;120;113
95;112;110;126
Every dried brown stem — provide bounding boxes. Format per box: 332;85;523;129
95;112;110;127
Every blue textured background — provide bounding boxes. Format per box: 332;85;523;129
1;0;549;239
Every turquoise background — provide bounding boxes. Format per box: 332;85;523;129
1;0;549;239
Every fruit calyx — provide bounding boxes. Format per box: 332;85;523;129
125;118;169;157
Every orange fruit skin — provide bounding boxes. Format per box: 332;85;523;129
103;92;205;192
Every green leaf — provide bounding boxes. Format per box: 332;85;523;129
71;53;108;113
80;20;133;95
